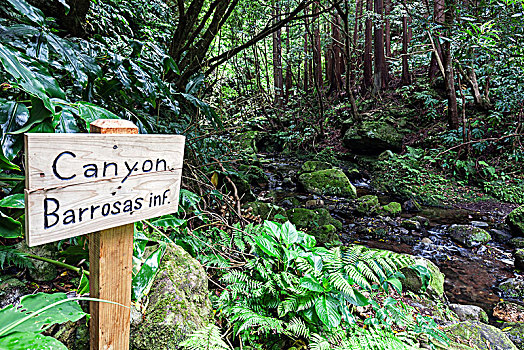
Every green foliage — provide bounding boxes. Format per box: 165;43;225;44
0;245;32;269
0;292;87;350
213;221;446;348
180;324;232;350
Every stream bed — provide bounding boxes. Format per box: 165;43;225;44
252;155;522;320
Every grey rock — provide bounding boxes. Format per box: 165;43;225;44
449;304;489;323
498;278;524;299
0;277;27;308
471;221;489;228
402;219;421;231
509;237;524;248
15;242;59;281
130;243;212;350
444;321;518;350
448;225;491;248
502;323;524;350
514;249;524;270
491;229;513;243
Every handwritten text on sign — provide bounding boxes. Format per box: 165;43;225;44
25;134;185;246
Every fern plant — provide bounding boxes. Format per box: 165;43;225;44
0;246;32;269
179;324;231;350
214;220;447;349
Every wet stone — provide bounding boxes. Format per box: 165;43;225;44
498;278;524;300
493;301;524;323
491;229;513;243
509;237;524;248
449;303;489;323
471;221;490;228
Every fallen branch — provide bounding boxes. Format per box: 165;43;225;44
436;134;522;157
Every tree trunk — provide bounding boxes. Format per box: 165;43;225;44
443;0;459;129
373;0;387;94
330;13;343;95
363;0;373;90
272;2;284;108
28;0;90;37
429;0;445;82
313;0;323;90
384;0;392;57
304;5;310;93
285;24;292;103
401;2;411;85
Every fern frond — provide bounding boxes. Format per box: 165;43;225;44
287;316;310;339
179;324;231;350
0;246;33;269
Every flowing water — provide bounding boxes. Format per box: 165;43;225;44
254;155;520;318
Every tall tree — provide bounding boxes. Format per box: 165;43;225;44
429;0;445;82
373;0;388;94
363;0;373;90
401;0;412;85
443;0;459;129
272;1;284;108
384;0;392;57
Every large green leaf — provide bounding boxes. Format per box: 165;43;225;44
53;109;80;133
46;35;88;86
4;0;45;26
300;275;324;292
254;235;280;259
132;244;165;301
0;101;29;161
0;44;52;111
0;211;22;238
0;194;24;208
314;295;341;328
77;102;119;129
11;97;52;135
280;221;299;246
0;332;67;350
0;293;86;337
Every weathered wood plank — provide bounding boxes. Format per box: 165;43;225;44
24;133;185;246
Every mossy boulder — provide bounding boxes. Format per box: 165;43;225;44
342;119;407;154
15;242;58;282
444;321;518;350
244;202;287;222
506;206;524;236
449;304;489;324
401;257;445;297
493;301;524;323
355;195;380;215
448;225;491;248
50;320;89;350
515;249;524;270
131;243;211;350
378;202;402;216
238;165;268;186
225;174;256;202
314;224;340;246
300;161;333;173
298;169;357;198
286;208;342;231
510;237;524;248
401;219;421;230
502;323;524;350
498;278;524;299
0;277;27;308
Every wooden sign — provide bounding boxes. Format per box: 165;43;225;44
25;131;185;246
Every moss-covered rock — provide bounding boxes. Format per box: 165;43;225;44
493;301;524;323
448;225;491;248
0;277;27;308
225;174;256;202
238;131;258;154
449;304;489;324
238;164;268;186
51;320;89;350
131;243;211;350
515;249;524;270
378;202;402;216
15;242;58;282
300;161;333;173
355;195;380;215
244;202;287;222
313;224;340;246
342;119;407;154
298;169;357;197
401;219;421;230
502;323;524;350
286;208;342;230
507;206;524;236
510;237;524;248
444;321;518;350
401;257;445;297
498;278;524;299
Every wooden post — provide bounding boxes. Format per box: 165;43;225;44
89;119;138;350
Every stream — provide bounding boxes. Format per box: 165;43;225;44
252;155;521;320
